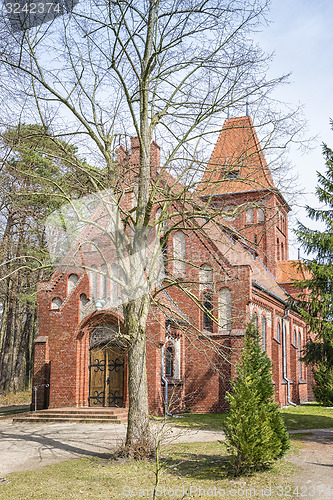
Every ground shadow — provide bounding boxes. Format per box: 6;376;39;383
290;428;333;445
283;414;333;431
0;428;121;460
161;452;232;481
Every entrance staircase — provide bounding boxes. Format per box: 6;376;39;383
13;407;128;424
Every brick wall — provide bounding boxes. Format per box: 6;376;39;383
33;135;312;414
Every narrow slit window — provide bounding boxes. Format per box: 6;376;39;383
203;292;213;332
165;346;174;377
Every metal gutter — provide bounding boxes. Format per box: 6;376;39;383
252;281;296;407
161;323;173;417
252;280;287;305
282;309;297;407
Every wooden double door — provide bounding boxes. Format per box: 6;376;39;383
89;344;124;407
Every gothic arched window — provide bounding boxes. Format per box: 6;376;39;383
165;346;174;377
253;312;258;330
203;292;213;332
277;321;281;342
173;230;186;276
68;273;79;295
51;297;62;310
298;332;302;379
101;264;108;300
262;315;267;351
200;264;213;290
246;208;254;224
91;265;98;299
218;288;232;331
257;207;265;222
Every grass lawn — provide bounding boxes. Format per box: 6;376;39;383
0;441;298;500
172;403;333;432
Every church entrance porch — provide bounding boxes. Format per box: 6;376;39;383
89;344;125;407
76;317;128;409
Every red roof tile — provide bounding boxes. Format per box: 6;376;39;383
277;260;312;283
197;116;275;196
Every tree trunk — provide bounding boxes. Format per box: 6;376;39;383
12;307;34;390
123;295;153;457
0;284;15;392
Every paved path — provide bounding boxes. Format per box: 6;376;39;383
0;420;225;476
288;428;333;500
0;421;127;476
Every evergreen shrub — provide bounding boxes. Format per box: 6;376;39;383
223;323;289;473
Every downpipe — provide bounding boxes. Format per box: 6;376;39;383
161;323;173;417
282;309;297;407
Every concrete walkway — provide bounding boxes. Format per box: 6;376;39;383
0;420;225;476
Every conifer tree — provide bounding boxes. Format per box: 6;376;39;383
223;323;289;473
295;122;333;405
0;124;98;391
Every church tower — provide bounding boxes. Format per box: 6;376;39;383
197;116;290;278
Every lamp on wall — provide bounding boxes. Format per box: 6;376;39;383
95;299;106;311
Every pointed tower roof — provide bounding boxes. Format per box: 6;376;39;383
198;116;275;196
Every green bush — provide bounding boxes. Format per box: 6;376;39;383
223;323;289;473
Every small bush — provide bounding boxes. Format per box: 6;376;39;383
223;323;289;474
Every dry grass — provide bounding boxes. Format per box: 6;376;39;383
0;390;31;407
0;441;298;499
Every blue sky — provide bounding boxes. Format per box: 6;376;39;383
256;0;333;258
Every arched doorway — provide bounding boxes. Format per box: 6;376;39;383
88;323;125;407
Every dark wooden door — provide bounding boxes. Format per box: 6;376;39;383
89;345;124;407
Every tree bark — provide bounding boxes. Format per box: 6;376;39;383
123;295;153;456
12;307;34;390
0;284;16;391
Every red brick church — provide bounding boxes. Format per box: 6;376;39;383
33;116;313;414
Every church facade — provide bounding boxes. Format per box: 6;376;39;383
33;116;314;414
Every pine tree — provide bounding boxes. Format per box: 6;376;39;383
223;323;289;474
295;121;333;405
0;124;99;391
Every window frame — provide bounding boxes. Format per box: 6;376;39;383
173;230;186;276
165;345;174;378
203;291;214;333
262;315;267;351
218;287;232;332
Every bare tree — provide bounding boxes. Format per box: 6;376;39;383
0;0;304;454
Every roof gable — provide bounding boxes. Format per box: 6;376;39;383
198;116;275;196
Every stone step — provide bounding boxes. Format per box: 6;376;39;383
13;406;128;424
18;413;128;420
13;416;127;424
38;408;128;416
